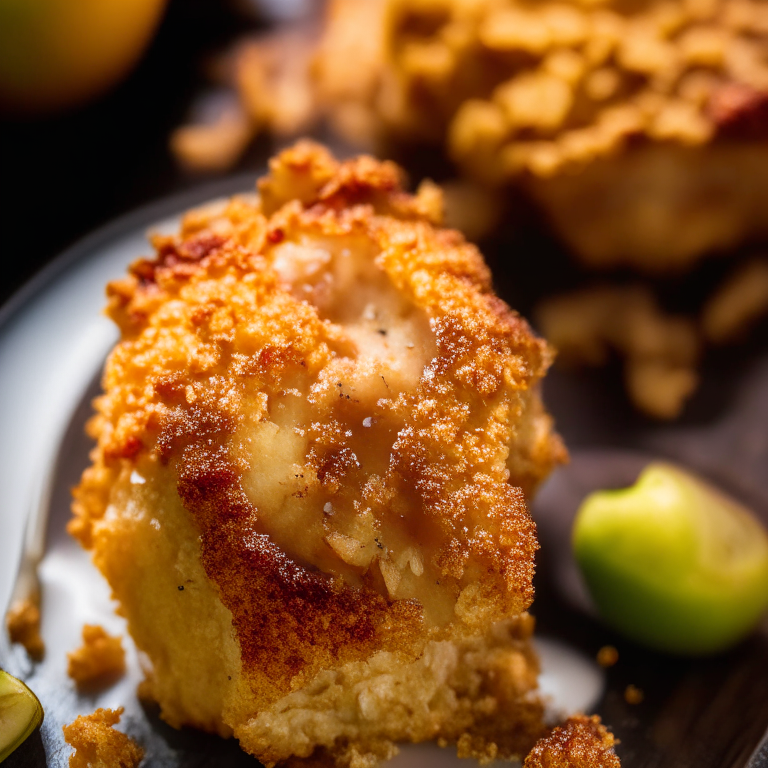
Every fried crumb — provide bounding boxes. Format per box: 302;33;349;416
702;258;768;343
63;707;144;768
6;598;45;660
597;645;619;668
178;0;768;270
67;625;126;689
536;285;701;418
170;107;254;173
624;685;644;705
172;29;319;172
523;714;621;768
625;359;699;421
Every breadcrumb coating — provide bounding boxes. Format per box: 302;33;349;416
6;598;45;660
63;707;144;768
70;141;565;765
67;625;126;689
523;715;620;768
172;0;768;269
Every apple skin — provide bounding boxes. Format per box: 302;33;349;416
0;0;167;113
573;463;768;655
0;670;44;762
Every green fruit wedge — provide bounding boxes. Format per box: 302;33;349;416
0;669;43;762
573;462;768;655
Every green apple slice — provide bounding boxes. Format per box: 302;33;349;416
573;462;768;655
0;669;44;762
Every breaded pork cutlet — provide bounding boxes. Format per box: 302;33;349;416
70;142;566;766
315;0;768;272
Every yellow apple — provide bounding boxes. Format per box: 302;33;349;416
0;669;44;762
573;463;768;654
0;0;167;113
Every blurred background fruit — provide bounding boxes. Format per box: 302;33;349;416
0;0;168;113
573;463;768;655
0;669;43;762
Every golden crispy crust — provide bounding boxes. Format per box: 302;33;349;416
523;715;621;768
314;0;768;270
71;141;564;759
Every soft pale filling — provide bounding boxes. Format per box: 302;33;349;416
95;466;242;733
237;233;486;626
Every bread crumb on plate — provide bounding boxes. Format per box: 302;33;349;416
63;707;144;768
523;714;621;768
67;624;126;690
6;597;45;660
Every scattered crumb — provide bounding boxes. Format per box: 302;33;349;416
625;359;699;421
624;684;644;705
170;107;254;173
597;645;619;668
523;714;621;767
63;707;144;768
536;284;701;418
702;258;768;344
67;625;126;689
6;597;45;660
172;28;319;172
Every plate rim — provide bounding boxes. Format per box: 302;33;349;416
0;171;259;334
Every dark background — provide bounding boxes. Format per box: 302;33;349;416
0;0;267;310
